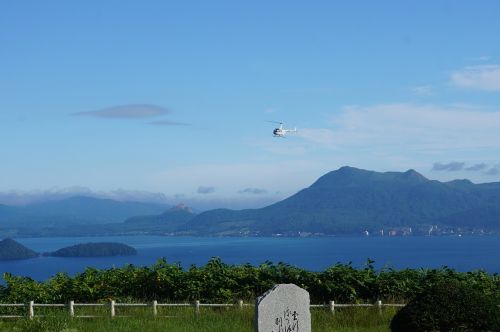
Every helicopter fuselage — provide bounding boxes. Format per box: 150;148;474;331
271;122;296;137
273;128;284;136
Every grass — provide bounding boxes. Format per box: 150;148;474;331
313;307;397;332
0;306;397;331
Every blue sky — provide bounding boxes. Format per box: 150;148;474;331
1;1;500;208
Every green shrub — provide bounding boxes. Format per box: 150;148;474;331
1;258;498;305
390;279;500;331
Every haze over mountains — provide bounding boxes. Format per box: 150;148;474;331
0;189;171;206
0;196;169;230
1;166;500;237
0;188;277;212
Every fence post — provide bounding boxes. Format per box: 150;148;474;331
28;301;34;319
377;300;382;316
329;300;335;315
152;300;158;317
69;300;75;317
110;300;116;318
194;300;200;315
238;300;243;310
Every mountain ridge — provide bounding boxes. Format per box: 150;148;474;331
1;166;499;237
179;166;500;235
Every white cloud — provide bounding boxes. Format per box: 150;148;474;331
296;128;338;146
411;85;434;96
297;103;500;153
471;55;491;62
451;65;500;91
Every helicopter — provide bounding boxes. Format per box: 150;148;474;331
269;121;297;137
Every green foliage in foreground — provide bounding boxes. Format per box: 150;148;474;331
1;257;499;304
0;306;396;332
390;279;500;332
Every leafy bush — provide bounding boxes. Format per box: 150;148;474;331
390;279;500;331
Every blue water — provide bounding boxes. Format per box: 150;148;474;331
1;236;499;281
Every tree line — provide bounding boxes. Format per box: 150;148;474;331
1;257;498;304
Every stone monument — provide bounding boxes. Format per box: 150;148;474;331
255;283;311;332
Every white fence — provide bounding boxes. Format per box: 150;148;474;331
0;300;405;319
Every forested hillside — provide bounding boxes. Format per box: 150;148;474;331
50;242;137;257
183;167;500;235
0;238;38;260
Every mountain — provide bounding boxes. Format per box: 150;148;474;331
0;238;38;260
179;166;500;235
0;196;170;228
3;203;197;237
3;167;500;237
125;203;195;224
121;204;196;233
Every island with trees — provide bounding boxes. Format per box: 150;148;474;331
0;238;38;260
49;242;137;257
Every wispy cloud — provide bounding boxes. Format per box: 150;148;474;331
0;187;169;205
296;128;337;146
147;120;189;126
197;186;215;194
432;162;500;175
465;163;488;171
451;65;500;91
238;187;268;195
475;55;491;62
156;160;324;199
73;104;169;119
411;85;434;96
297;103;500;153
432;162;465;172
486;166;500;176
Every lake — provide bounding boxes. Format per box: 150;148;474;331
1;235;499;281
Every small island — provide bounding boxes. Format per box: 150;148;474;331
50;242;137;257
0;238;39;260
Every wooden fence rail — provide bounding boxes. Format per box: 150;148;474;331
0;300;409;319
